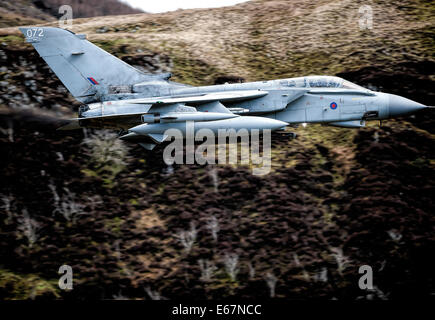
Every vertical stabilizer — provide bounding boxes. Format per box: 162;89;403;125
19;27;152;103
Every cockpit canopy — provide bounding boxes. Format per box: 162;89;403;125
279;76;366;90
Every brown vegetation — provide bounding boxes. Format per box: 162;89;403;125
38;0;143;18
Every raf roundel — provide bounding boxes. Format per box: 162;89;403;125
330;102;338;110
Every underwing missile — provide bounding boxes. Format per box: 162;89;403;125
129;116;288;136
141;112;239;123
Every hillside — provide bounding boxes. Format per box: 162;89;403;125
0;0;143;28
36;0;143;19
0;0;434;300
0;0;54;28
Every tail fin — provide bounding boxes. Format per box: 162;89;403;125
19;27;151;103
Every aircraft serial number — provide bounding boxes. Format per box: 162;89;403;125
26;28;44;38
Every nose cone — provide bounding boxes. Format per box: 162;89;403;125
388;94;427;117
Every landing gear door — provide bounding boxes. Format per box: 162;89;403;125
340;100;366;121
364;100;380;120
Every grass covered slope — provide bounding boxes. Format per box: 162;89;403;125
28;0;435;88
0;0;54;28
0;0;434;300
1;0;433;101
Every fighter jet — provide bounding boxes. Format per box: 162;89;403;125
19;27;428;150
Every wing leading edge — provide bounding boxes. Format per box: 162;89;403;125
129;90;269;105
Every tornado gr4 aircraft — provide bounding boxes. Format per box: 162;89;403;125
20;27;428;150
